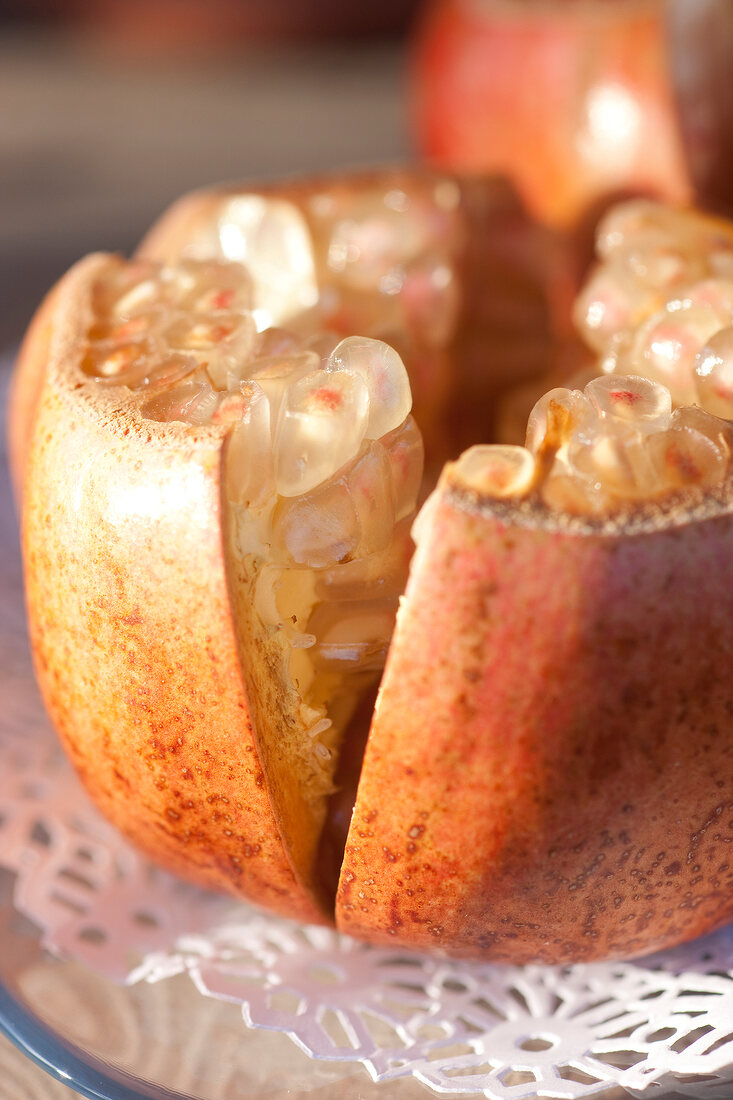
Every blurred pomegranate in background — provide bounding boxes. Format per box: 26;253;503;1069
411;0;733;229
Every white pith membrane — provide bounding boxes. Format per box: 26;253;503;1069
83;257;423;870
454;201;733;513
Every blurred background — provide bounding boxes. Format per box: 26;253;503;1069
4;0;733;349
0;1;421;348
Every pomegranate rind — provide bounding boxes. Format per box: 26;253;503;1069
20;254;328;925
336;472;733;962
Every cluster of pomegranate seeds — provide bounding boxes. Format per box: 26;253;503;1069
85;258;256;414
455;372;732;514
181;179;464;346
168;177;467;465
527;375;732;513
306;180;463;348
575;200;733;415
85;258;423;764
454;201;733;515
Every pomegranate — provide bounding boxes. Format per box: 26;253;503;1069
11;169;733;962
411;0;733;228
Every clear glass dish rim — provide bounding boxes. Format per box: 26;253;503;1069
0;977;191;1100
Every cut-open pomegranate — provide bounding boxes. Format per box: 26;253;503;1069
11;170;733;962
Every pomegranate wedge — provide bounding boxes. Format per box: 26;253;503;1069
337;452;733;961
17;251;422;920
337;199;733;961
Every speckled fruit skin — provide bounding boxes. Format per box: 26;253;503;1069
336;474;733;962
15;254;327;926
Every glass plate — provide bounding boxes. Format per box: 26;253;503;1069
0;875;445;1100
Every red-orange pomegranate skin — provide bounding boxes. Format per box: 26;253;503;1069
337;476;733;962
19;255;328;926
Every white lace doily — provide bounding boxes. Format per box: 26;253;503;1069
2;720;733;1100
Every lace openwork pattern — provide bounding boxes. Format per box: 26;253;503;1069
1;722;733;1100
